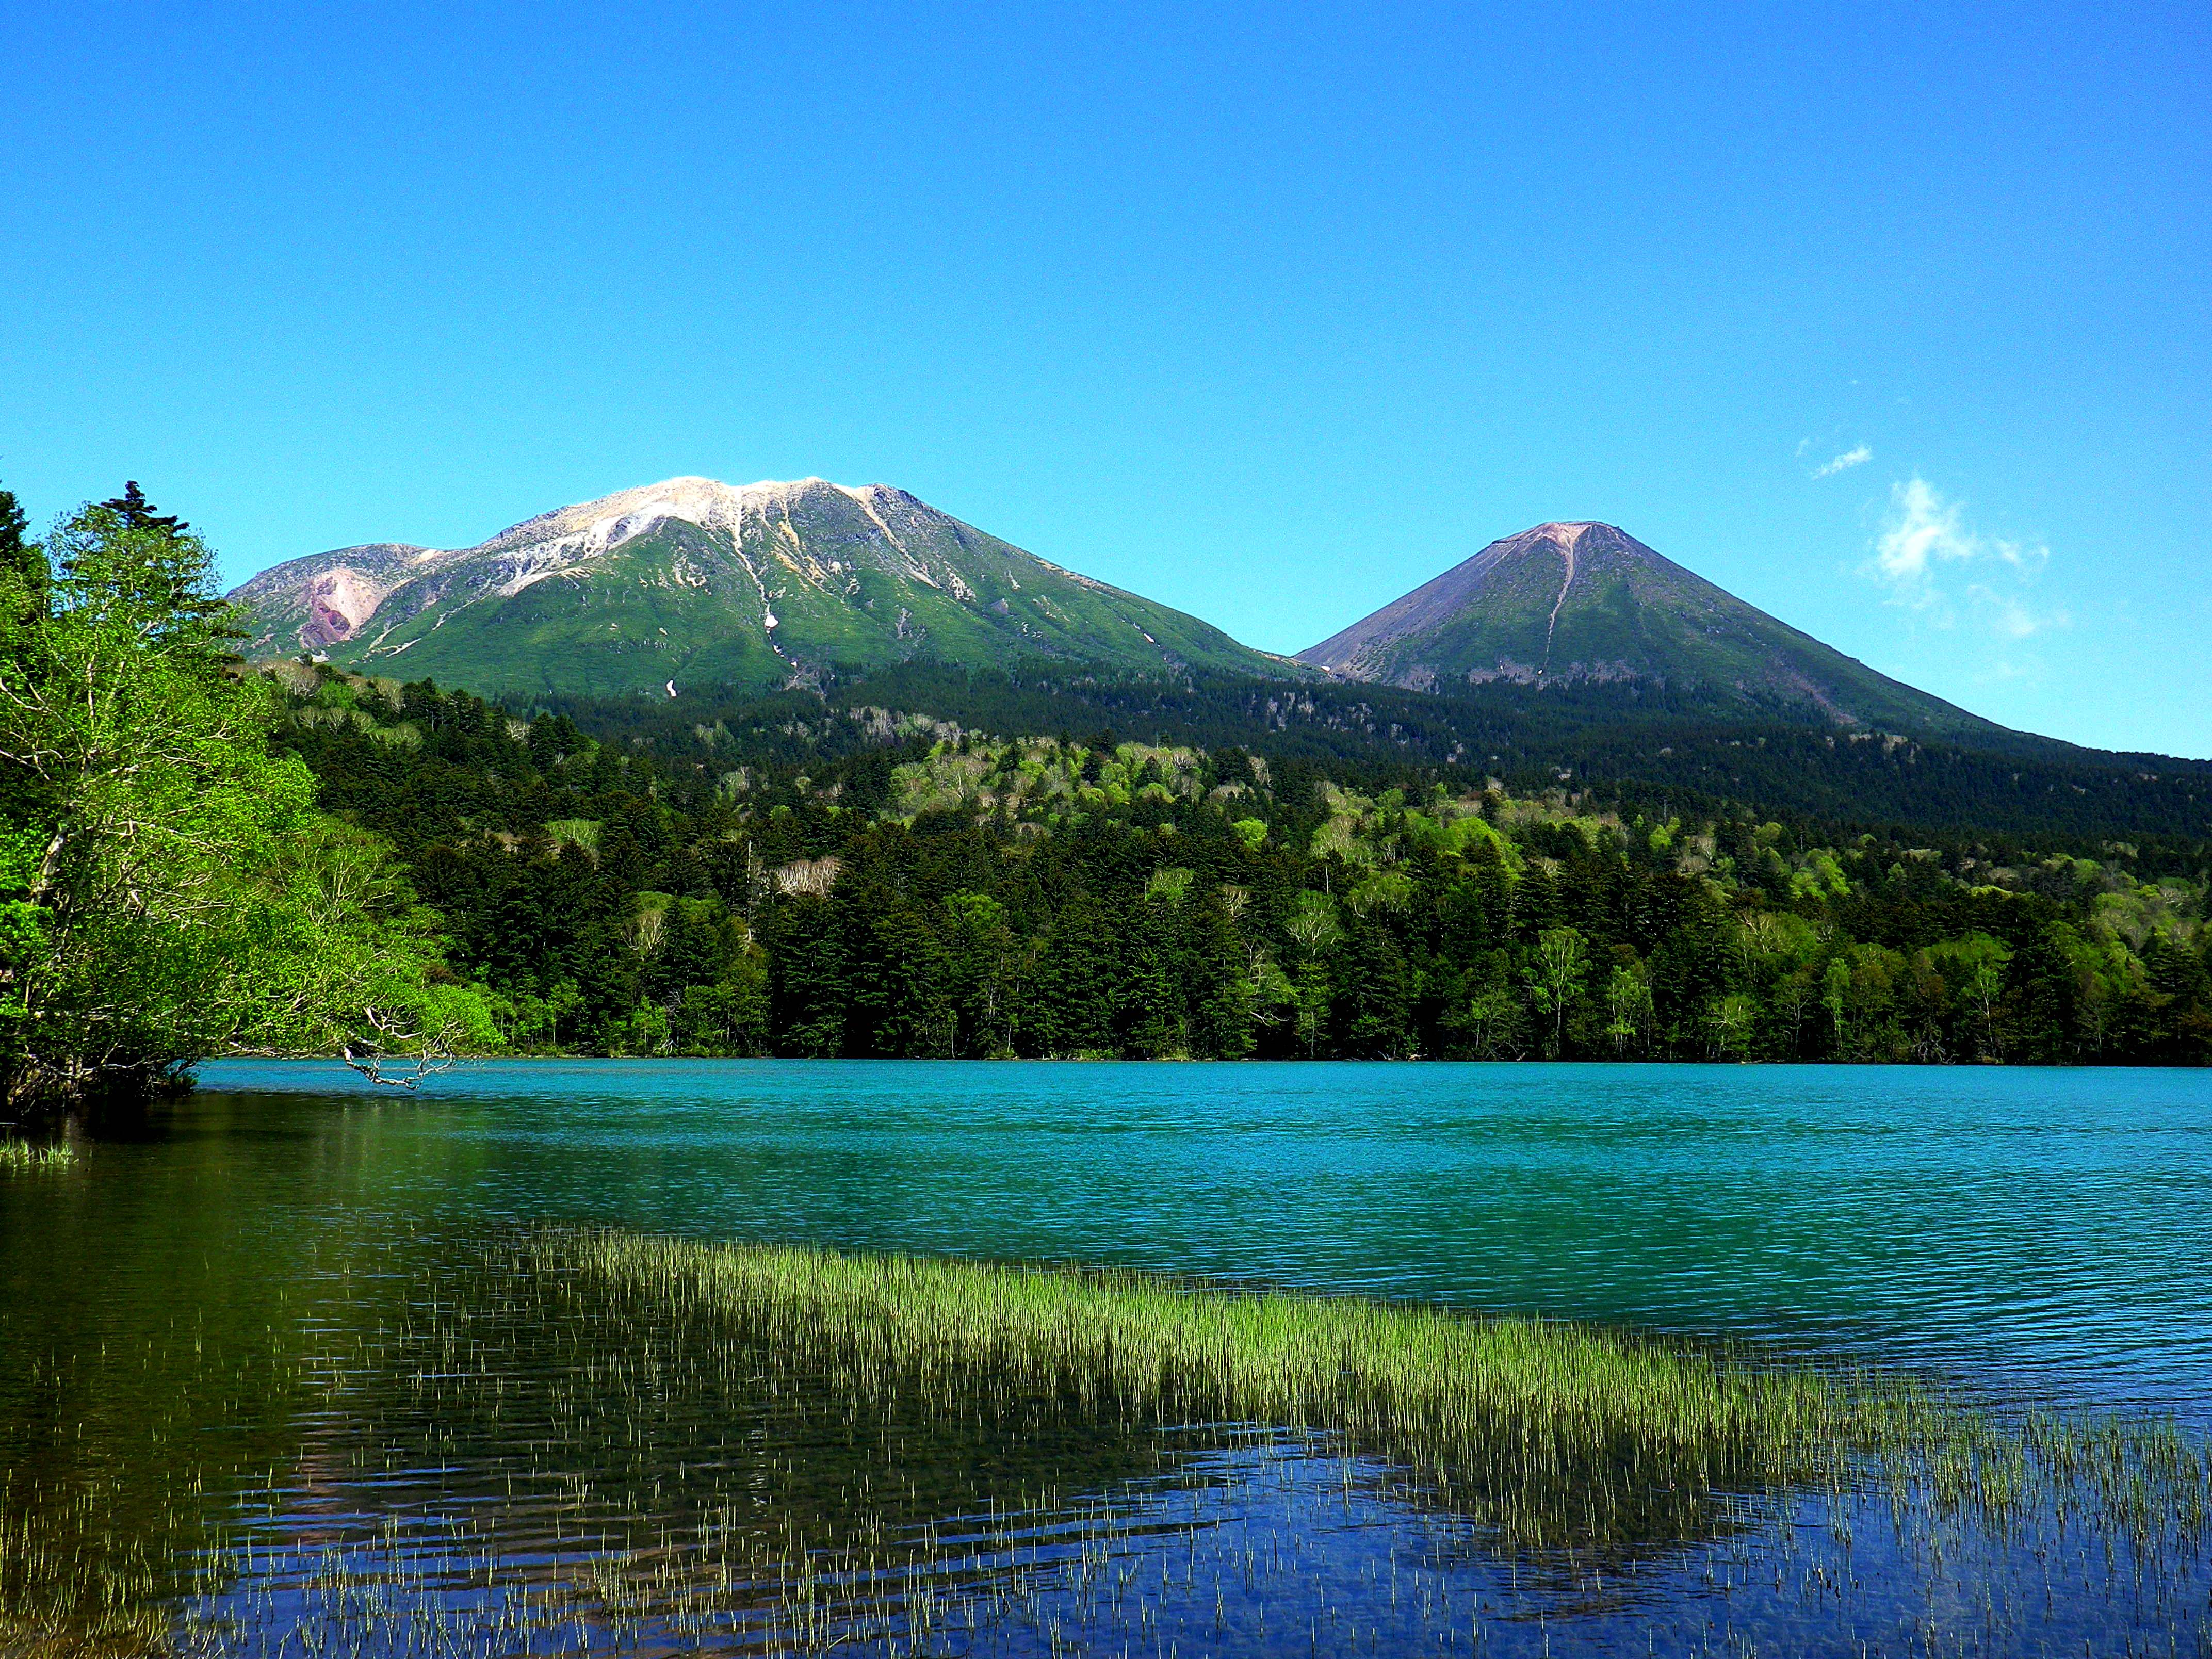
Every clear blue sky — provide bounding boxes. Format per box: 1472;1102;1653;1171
3;3;2206;754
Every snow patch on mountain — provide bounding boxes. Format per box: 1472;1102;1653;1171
224;473;1286;691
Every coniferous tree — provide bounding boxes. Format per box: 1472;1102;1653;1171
239;636;2209;1071
0;484;41;600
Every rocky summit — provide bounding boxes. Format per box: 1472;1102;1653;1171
234;488;2005;736
1297;521;2000;735
229;477;1286;696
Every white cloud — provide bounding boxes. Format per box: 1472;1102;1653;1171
1967;584;2068;640
1863;477;2056;640
1812;444;1872;478
1867;476;1973;607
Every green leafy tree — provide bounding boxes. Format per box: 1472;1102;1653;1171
242;640;2212;1071
1452;951;1526;1060
1116;890;1188;1058
1705;991;1757;1061
1186;887;1271;1060
0;486;490;1112
941;890;1019;1056
1603;961;1654;1055
674;962;769;1055
1526;926;1589;1058
1995;925;2079;1062
848;893;954;1058
1926;933;2010;1061
766;894;849;1056
1820;956;1853;1056
2144;934;2212;1064
1821;943;1908;1062
1280;889;1341;1058
1028;896;1123;1056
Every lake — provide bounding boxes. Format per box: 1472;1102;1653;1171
4;1060;2209;1654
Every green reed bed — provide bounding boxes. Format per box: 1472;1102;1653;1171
0;1141;74;1174
7;1227;2209;1655
555;1230;2212;1550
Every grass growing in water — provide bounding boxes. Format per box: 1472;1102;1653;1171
0;1141;74;1174
7;1227;2207;1655
561;1230;2212;1548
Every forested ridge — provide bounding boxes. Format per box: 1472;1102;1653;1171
545;663;2212;855
272;662;2212;1065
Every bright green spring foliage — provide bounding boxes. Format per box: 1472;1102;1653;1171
0;482;493;1114
270;674;2212;1063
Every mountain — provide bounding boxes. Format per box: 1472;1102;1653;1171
229;477;1288;696
1296;521;2003;736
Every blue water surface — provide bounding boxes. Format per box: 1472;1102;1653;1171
187;1058;2212;1419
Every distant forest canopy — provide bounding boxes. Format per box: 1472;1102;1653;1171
534;662;2212;863
268;661;2212;1066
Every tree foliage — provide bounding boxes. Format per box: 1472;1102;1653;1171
270;666;2211;1067
0;486;492;1113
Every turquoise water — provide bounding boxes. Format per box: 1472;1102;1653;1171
4;1059;2209;1654
193;1059;2212;1413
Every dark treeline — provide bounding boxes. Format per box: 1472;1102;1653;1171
270;663;2212;1065
540;663;2212;862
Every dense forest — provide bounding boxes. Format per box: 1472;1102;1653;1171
272;663;2212;1065
547;663;2212;857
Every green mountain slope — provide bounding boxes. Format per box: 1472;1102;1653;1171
229;477;1288;696
1296;521;2005;737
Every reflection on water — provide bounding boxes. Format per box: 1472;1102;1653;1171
14;1239;2210;1656
3;1061;2211;1653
